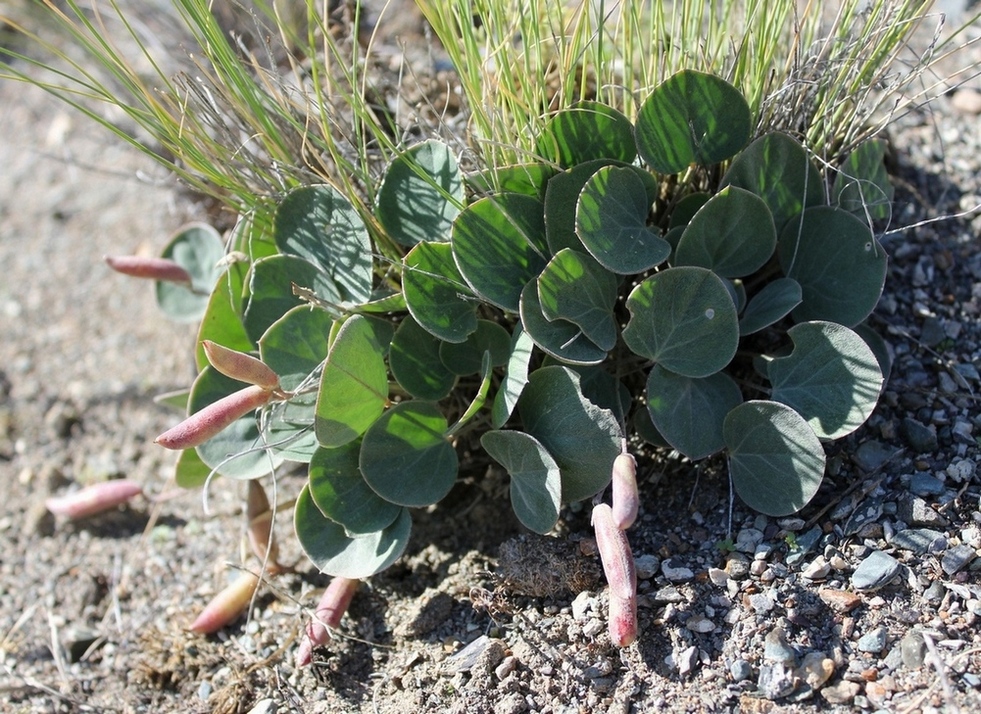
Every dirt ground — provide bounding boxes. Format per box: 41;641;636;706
2;2;981;713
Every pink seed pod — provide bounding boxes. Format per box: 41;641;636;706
593;503;639;646
296;577;360;667
104;255;192;285
45;479;143;519
155;385;273;450
608;590;638;647
247;480;282;574
611;451;639;530
189;570;260;634
202;340;280;391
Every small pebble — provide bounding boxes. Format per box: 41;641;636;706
246;700;277;714
853;440;901;472
857;626;888;654
634;554;660;580
654;585;685;604
909;473;945;497
677;645;699;676
582;619;604;638
735;528;764;553
900;630;926;669
898;496;948;528
661;560;694;582
757;663;797;700
820;588;862;612
951;87;981;114
802;556;831;581
901;418;938;453
748;592;775;614
941;544;977;575
821;680;861;705
725;553;750;580
796;652;835;690
889;528;947;555
686;616;716;634
852;551;900;592
495;656;517;680
707;567;729;587
730;659;753;682
763;627;796;665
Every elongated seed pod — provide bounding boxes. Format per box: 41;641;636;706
155;385;272;450
45;480;143;519
246;480;281;574
611;451;639;530
593;503;639;646
202;340;280;391
189;570;260;634
104;255;192;284
296;577;360;667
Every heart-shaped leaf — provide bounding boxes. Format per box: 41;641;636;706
294;484;410;578
623;266;739;377
768;321;883;439
481;430;562;534
635;70;751;174
517;366;622;502
674;186;777;278
537;248;619;351
452;193;549;311
376;140;463;246
260;305;334;391
315;314;389;448
438;319;512;375
244;254;342;342
647;365;743;459
274;184;373;303
519;280;607;366
724;401;825;516
308;442;401;535
576;166;671;274
359;401;458;507
389;316;457;400
156;223;226;323
403;240;478;343
537;101;636;168
466;162;556;199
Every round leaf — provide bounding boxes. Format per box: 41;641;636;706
308;442;401;535
389;316;457;400
537;101;636;168
360;401;458;507
259;305;334;391
491;325;536;428
739;278;802;335
622;266;739;377
481;430;562;534
833;139;893;222
721;132;825;232
635;70;751;174
195;261;252;370
724;401;825;516
778;206;887;327
519;280;607;366
452;193;549;311
315;314;390;448
174;447;211;489
768;321;883;439
274;184;372;304
576;166;671;274
675;186;777;278
466;162;556;198
376;140;463;246
188;366;284;480
647;366;743;459
294;484;410;578
156;222;226;323
438;319;511;376
403;240;478;343
537;248;619;351
517;366;622;503
669;192;711;230
244;254;341;342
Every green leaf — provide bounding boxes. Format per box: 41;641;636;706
376;140;463;246
466;163;556;199
669;193;711;230
633;405;670;448
724;401;825;516
576;166;671;274
768;321;883;439
174;447;211;489
519;280;607;366
537;101;636;168
853;322;892;385
481;430;562;534
360;401;458;507
537;248;619;351
492;325;536;428
403;241;477;343
294;484;410;578
274;185;373;304
244;254;341;342
545;159;657;256
675;186;777;278
721;132;825;232
259;305;334;391
188;367;284;480
518;366;622;502
739;278;802;335
635;70;751;174
315;314;389;448
646;366;742;459
389;316;457;400
438;319;511;375
156;222;226;323
563;364;632;429
308;442;401;535
833;139;893;222
195;260;252;371
622;266;739;377
778;206;887;327
452;193;549;311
